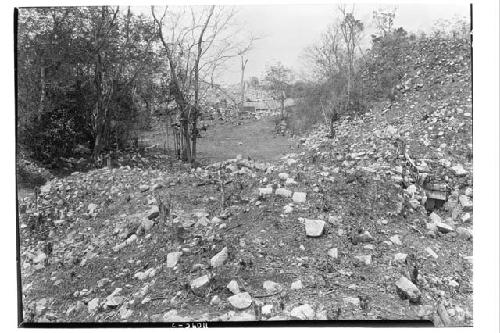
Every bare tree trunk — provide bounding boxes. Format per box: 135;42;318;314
240;56;248;114
38;66;46;122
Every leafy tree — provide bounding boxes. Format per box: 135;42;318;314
263;62;293;119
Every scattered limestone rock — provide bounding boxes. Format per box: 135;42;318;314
139;184;150;192
210;295;221;306
426;247;439;259
292;192;307;203
227;292;252;310
304;219;325;237
88;203;98;214
291;280;303;290
285;178;297;186
290;304;315;320
119;306;133;320
227;280;240;295
328;248;338;259
278;172;290;180
451;164;467;176
395;276;421;304
190;275;210;290
263;280;281;293
210;247;228;267
162;309;190;322
394;253;408;262
262;304;273;316
456;227;473;240
275;188;292;198
459;195;473;211
166;252;182;268
147;206;160;220
436;221;454;233
355;254;372;265
352;230;374;243
461;213;472;223
87;298;100;313
390;235;403;246
283;204;294;214
343;297;360;307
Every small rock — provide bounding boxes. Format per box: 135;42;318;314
304;219;325;237
352;230;374;243
262;304;273;316
456;227;473;240
343;297;360;307
227;292;252;310
426;247;438;259
275;188;292;198
147;206;160;220
390;235;403;246
105;295;124;309
292;192;307;203
87;298;100;313
162;309;189;322
290;304;315;320
459;195;473;211
283;204;294;214
278;172;290;180
227;280;240;294
436;221;454;233
394;253;408;262
166;251;182;268
291;280;303;290
258;187;273;196
139;184;150;192
451;164;467;176
464;187;473;197
328;248;338;259
285;178;298;186
126;234;138;245
190;275;210;289
355;254;372;265
152;183;163;191
263;280;281;293
429;212;442;224
88;203;98;214
395;276;421;304
210;247;228;267
461;213;472;223
210;295;221;305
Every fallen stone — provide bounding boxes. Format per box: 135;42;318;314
394;253;408;262
190;275;210;289
436;221;454;233
464;187;473;197
139;184;150;192
456;227;472;240
162;309;189;322
292;192;307;203
227;280;240;294
343;297;360;307
395;276;421;304
426;247;438;259
227;292;252;310
262;304;273;316
291;280;303;290
283;204;293;214
285;178;297;186
88;203;98;214
210;295;221;305
459;195;473;211
290;304;315;320
166;252;182;268
429;212;442;224
87;298;100;313
210;247;228;267
355;254;372;265
278;172;289;180
105;295;124;309
461;213;472;223
263;280;281;293
352;230;374;243
147;206;160;220
304;219;325;237
328;248;338;259
390;235;403;246
451;164;467;176
258;187;273;196
275;188;292;198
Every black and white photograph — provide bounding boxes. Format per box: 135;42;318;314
8;0;499;329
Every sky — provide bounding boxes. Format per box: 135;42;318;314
133;3;470;84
